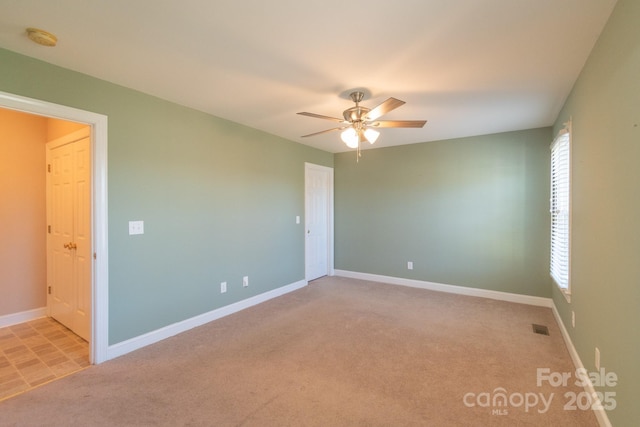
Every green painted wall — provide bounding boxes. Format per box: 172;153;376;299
553;0;639;424
0;48;333;344
3;3;637;420
335;127;551;297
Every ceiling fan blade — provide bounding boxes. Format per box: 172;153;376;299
364;97;406;121
297;112;348;123
368;120;427;128
301;126;348;138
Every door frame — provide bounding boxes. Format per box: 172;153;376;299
0;90;108;364
304;162;334;281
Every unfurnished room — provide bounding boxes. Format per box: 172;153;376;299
0;1;638;426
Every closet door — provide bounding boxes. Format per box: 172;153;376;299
305;163;333;281
47;135;91;340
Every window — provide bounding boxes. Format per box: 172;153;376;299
550;121;571;296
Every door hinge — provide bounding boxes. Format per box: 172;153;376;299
48;225;51;234
48;286;52;295
47;164;51;173
93;252;97;260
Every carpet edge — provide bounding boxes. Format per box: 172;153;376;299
334;270;553;307
106;279;308;361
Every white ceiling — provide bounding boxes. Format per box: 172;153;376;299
0;0;617;153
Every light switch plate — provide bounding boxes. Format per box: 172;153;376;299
129;220;144;235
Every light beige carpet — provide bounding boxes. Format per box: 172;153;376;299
0;277;598;426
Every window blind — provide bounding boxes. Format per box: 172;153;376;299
550;126;570;291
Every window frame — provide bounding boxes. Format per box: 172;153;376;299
550;120;572;302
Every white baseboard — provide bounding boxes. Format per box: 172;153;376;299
106;279;308;361
0;307;47;328
551;305;612;427
334;270;553;307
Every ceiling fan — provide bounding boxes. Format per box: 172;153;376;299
298;91;427;157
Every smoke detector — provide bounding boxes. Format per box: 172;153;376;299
26;28;57;47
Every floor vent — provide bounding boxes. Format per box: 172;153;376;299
532;324;550;336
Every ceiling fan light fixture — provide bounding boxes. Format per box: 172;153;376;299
364;128;379;144
341;128;359;148
298;90;426;159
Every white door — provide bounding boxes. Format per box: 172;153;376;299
305;163;333;281
47;133;91;341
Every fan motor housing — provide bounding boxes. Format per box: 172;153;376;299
343;106;370;122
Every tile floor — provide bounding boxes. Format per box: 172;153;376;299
0;317;89;401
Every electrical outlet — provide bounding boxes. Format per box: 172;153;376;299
407;261;413;270
595;347;600;370
220;282;227;293
572;311;575;328
243;276;249;287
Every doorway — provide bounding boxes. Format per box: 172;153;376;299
0;91;108;364
304;163;334;281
